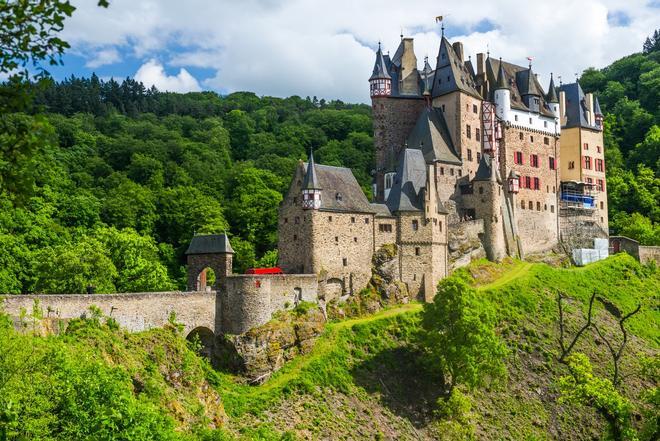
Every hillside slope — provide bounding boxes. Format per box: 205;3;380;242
1;254;658;440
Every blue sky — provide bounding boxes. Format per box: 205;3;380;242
49;0;660;103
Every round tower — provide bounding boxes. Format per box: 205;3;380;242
493;58;511;121
473;154;507;261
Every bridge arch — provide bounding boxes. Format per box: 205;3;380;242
186;326;215;360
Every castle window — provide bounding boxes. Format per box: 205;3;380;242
544;204;547;211
583;143;589;150
544;137;549;145
514;151;523;164
335;236;339;242
600;201;604;209
467;149;473;161
378;224;392;233
519;132;523;140
413;274;417;281
530;135;534;142
528;201;533;210
515;115;519;122
476;128;481;141
351;217;355;223
597;179;604;191
583;156;592;170
549;157;556;170
597;146;601;153
478;186;483;194
477;152;481;161
439;221;442;231
568;161;575;169
440;167;445;175
412;219;419;231
466;124;471;139
328;216;333;222
293;234;298;241
295;217;300;224
536;202;541;211
551;205;555;213
601;217;604;223
458;169;462;176
442;104;445;112
553;186;555;193
365;218;369;224
450;168;454;176
473;104;478;113
595;159;604;172
336;192;343;201
342;258;348;266
284;218;288;224
544;121;548;128
354;237;358;242
529;118;533;124
525;176;531;188
415;247;421;256
530;154;539;167
521;200;525;209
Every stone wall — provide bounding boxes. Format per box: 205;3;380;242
1;291;217;336
278;164;314;274
372;96;425;201
309;210;374;300
610;236;660;265
221;274;318;335
501;125;560;255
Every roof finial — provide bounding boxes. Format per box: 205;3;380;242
487;43;490;59
378;41;381;51
400;27;404;40
558;74;563;86
527;56;533;69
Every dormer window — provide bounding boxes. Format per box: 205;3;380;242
335;192;342;201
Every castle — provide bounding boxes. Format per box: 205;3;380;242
2;33;612;341
278;32;609;301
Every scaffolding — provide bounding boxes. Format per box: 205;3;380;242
559;181;607;254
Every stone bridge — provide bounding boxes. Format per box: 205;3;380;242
1;273;318;341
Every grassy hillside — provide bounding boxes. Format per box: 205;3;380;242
1;254;658;440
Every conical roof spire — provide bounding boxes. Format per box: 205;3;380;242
369;42;391;81
546;73;559;103
522;63;540;96
302;149;321;190
593;96;603;115
495;58;508;90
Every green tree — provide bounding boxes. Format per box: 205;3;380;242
33;236;117;293
419;278;507;394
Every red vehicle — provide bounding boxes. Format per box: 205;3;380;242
245;267;284;275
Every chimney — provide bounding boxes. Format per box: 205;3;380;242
452;42;464;62
476;53;486;75
559;90;566;123
585;92;594;125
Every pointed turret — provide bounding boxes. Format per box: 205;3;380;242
546;73;559;103
302;150;322;209
594;96;604;129
369;43;392;97
495;58;508;90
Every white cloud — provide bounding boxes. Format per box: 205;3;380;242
134;59;201;92
64;0;660;102
85;47;121;68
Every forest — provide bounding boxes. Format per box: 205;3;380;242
0;17;658;293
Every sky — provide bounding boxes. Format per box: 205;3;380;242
47;0;660;104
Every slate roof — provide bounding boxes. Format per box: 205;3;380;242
302;150;321;190
386;149;427;213
369;44;391;81
559;82;601;130
546;73;559;103
593;96;603;115
186;234;234;255
486;58;555;117
302;163;373;213
495;59;508;90
432;37;482;99
406;107;462;165
472;153;501;183
370;203;392;217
